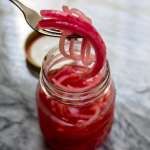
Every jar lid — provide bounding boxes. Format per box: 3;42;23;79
24;31;59;68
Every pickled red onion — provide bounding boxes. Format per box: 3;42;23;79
38;10;106;77
81;39;93;65
62;6;92;61
41;6;92;63
59;34;71;58
62;6;92;23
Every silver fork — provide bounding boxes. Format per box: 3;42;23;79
9;0;81;38
9;0;62;37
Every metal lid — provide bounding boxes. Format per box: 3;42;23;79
24;31;59;69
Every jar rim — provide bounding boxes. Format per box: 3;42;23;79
40;47;111;105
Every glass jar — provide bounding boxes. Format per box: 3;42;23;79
36;44;116;150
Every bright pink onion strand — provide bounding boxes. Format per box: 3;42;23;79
38;11;106;77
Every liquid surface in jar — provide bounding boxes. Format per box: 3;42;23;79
37;64;115;150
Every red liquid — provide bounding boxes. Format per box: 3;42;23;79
36;65;115;150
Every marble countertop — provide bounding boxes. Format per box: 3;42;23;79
0;0;150;150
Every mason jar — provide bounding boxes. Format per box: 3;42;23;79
36;42;116;150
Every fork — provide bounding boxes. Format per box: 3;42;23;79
9;0;81;38
9;0;63;37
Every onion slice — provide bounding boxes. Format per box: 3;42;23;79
38;12;106;77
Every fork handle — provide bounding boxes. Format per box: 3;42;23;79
9;0;31;15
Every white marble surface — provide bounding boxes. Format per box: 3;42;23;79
0;0;150;149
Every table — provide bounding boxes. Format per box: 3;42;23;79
0;0;150;149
